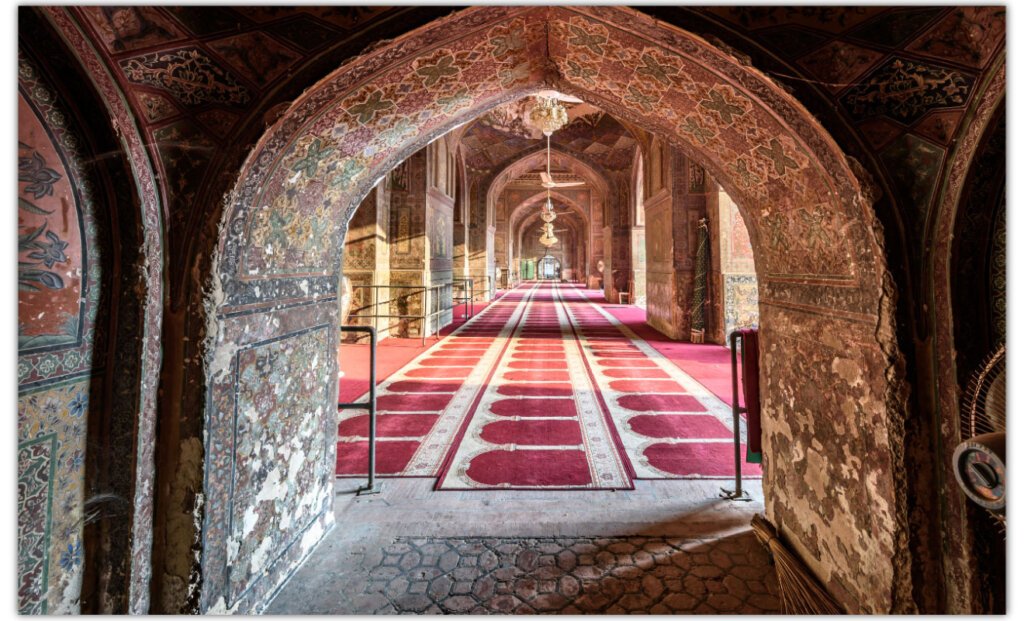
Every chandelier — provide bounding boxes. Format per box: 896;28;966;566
529;94;575;249
528;96;569;136
541;188;556;223
539;222;558;247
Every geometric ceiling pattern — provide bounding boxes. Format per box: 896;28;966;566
697;6;1004;149
643;5;1005;242
460;96;638;176
66;5;452;300
56;5;1004;305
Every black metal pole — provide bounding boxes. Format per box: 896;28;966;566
720;331;750;501
339;325;381;495
730;331;742;496
367;325;377;492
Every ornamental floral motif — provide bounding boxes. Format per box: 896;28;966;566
19;225;68;291
18;147;69;293
488;19;527;61
58;540;82;572
119;47;251;107
36;355;59;376
699;87;748;125
288;137;335;180
841;57;974;124
344;88;395;126
18;150;62;199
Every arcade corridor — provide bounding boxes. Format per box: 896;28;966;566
268;281;772;613
16;5;1005;616
336;282;757;486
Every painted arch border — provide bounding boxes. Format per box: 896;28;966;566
210;5;909;614
217;5;885;305
42;7;167;614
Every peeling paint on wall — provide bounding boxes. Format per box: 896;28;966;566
202;7;907;613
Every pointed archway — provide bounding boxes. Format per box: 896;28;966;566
185;6;907;614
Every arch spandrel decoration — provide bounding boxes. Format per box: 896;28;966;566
221;9;550;299
207;6;907;614
926;56;1005;614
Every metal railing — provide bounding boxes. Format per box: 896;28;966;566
347;282;454;345
721;329;754;502
337;325;381;496
453;277;474;319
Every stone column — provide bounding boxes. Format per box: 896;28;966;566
588;194;604;290
388;149;428;338
708;184;758;344
467;179;494;301
631;224;646;306
427;139;456;332
387;141;457;337
643;141;712;340
341;179;391;341
453;189;468;282
603;179;633;303
494;225;508;289
630;154;647;306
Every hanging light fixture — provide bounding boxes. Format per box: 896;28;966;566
541;188;556;223
528;96;569;136
528;95;572;249
539;221;558;247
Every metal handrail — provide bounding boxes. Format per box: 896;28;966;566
338;325;381;496
346;282;454;345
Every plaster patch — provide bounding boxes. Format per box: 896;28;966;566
831;357;863;387
804;447;828;500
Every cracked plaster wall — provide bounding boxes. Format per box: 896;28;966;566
189;6;910;614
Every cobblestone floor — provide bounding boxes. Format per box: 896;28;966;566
353;535;778;614
266;479;776;614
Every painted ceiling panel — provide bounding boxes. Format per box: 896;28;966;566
51;5;1004;305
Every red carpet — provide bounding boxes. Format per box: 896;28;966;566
337;296;512;476
338;282;760;483
337;298;501;405
435;283;633;490
599;298;744;409
558;285;761;480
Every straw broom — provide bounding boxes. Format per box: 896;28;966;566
751;514;844;615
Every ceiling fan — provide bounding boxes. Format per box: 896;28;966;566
540;134;585;189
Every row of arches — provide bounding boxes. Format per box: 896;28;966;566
207;7;903;614
17;5;1006;615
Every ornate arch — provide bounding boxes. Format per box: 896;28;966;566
924;54;1006;614
511;191;592;270
200;6;905;614
487;147;612;219
40;8;167;614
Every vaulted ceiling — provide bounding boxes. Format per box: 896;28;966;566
49;5;452;301
641;6;1004;231
36;5;1004;310
459;97;638;176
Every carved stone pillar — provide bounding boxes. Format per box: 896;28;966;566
341;179;390;341
643;142;711;340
